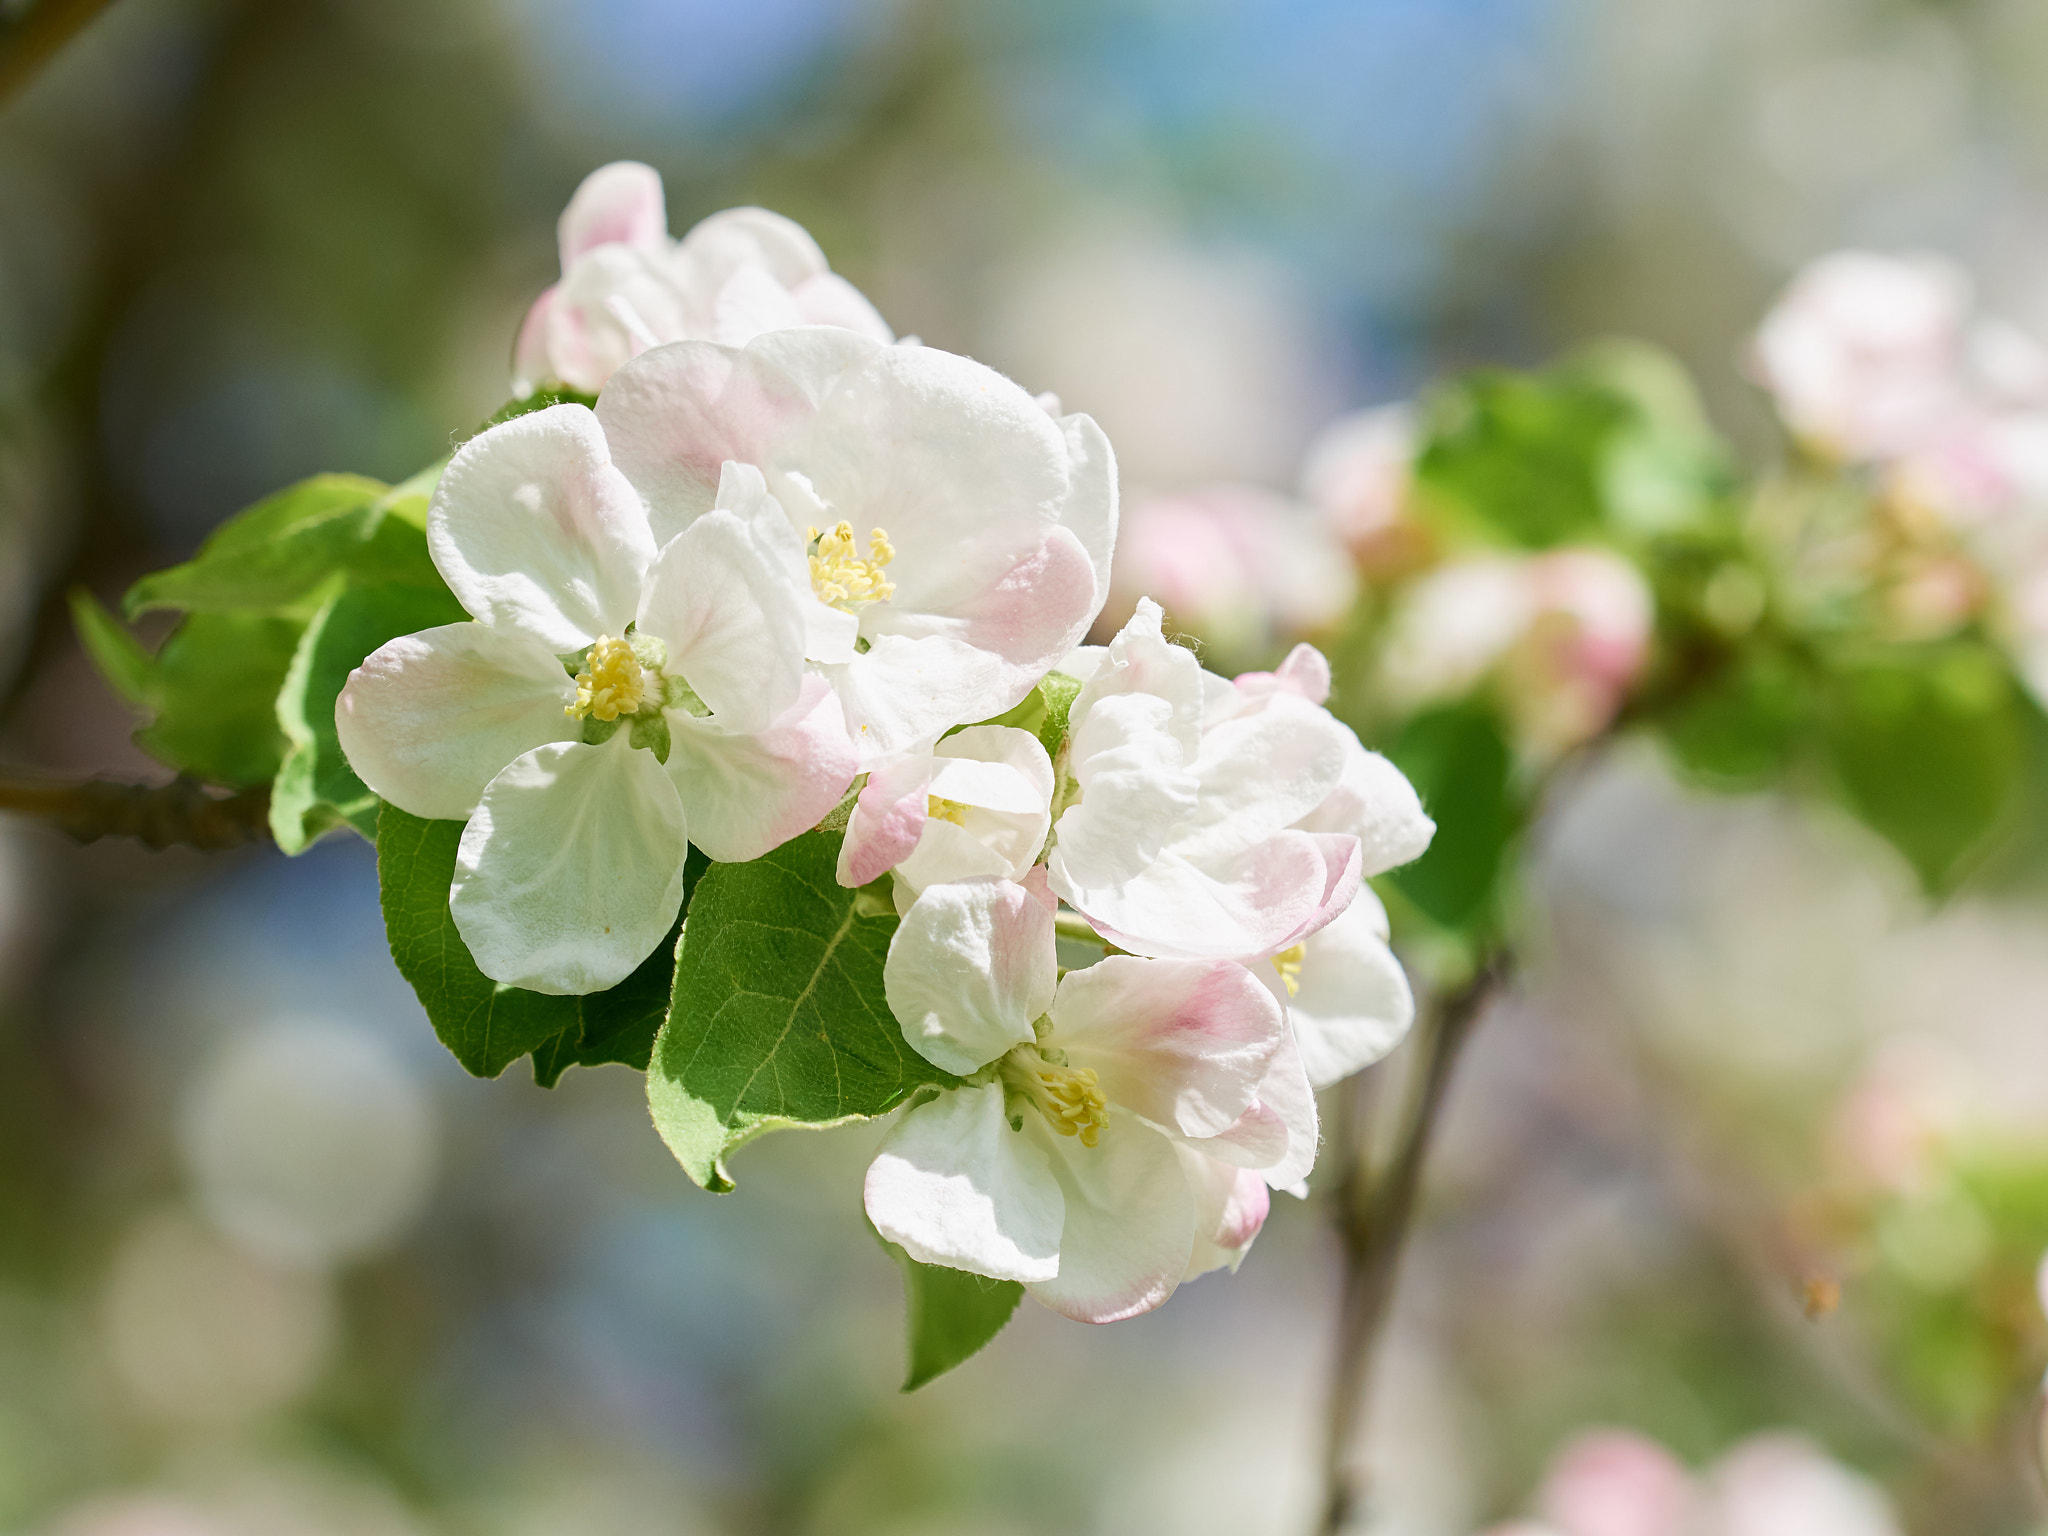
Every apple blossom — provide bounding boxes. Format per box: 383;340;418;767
867;875;1313;1321
1048;600;1394;963
1100;484;1354;660
594;327;1118;763
1377;547;1653;757
511;161;892;397
335;404;855;995
834;724;1054;905
1300;402;1427;571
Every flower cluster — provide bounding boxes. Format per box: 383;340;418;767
1751;250;2048;701
334;165;1435;1323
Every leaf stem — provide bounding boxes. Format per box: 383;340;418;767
0;770;271;850
0;0;121;108
1314;956;1507;1536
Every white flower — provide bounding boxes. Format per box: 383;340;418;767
1262;886;1415;1089
834;725;1054;905
868;877;1312;1321
593;327;1118;763
1750;251;1971;463
511;161;892;397
336;404;856;995
1049;601;1423;963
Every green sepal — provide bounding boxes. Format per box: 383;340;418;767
472;386;597;435
628;710;671;764
375;804;701;1084
874;1225;1024;1391
646;830;955;1193
271;580;467;851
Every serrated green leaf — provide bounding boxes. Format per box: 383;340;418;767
271;579;467;852
1821;642;2023;893
646;830;953;1192
877;1230;1023;1391
375;804;696;1083
1385;705;1519;933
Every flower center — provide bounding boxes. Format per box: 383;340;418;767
566;635;646;721
808;520;895;611
926;795;969;826
1271;943;1307;998
1002;1046;1109;1148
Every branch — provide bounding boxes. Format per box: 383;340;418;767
0;770;270;850
0;0;121;107
1315;957;1507;1536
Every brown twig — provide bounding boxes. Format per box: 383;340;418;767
0;0;122;106
0;770;270;850
1316;958;1507;1536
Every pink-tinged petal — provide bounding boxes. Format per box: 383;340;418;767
893;724;1056;896
1237;1028;1319;1189
1298;736;1435;877
865;1084;1062;1283
636;467;807;735
885;878;1056;1075
1051;957;1281;1138
1064;829;1331;963
661;674;856;863
597;339;815;546
546;244;696;394
1264;831;1363;954
1179;1150;1270;1279
428;404;654;651
335;623;575;822
836;751;931;887
511;285;558;396
451;737;689;996
942;525;1102;706
557;161;668;267
791;271;895;342
1017;864;1055;911
708;262;809;347
673;205;829;290
1285;891;1415;1089
1233;643;1333;708
1025;1112;1195;1324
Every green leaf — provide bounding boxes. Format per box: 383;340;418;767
69;589;155;705
1656;646;1811;790
271;579;467;851
646;830;953;1192
135;613;303;787
1821;642;2024;893
879;1232;1023;1391
375;805;697;1083
1385;705;1519;933
124;474;415;620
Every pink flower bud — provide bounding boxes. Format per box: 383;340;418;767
1536;1429;1696;1536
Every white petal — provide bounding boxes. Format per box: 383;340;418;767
557;161;668;267
1056;830;1331;963
892;819;1014;900
662;675;856;863
865;1084;1062;1283
1025;1112;1195;1324
791;271;895;342
1176;696;1350;861
451;737;688;995
1058;410;1119;620
885;878;1056;1076
1288;893;1415;1088
823;632;1006;766
1179;1149;1271;1280
547;245;696;395
636;469;808;735
1299;736;1436;877
1051;957;1282;1138
336;623;575;821
673;205;829;290
428;405;654;651
597;339;815;547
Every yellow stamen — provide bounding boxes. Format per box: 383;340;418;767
1271;943;1307;998
566;635;646;722
806;520;895;611
1034;1063;1109;1148
927;795;969;826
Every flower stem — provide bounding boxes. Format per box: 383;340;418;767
0;770;271;850
1314;956;1507;1536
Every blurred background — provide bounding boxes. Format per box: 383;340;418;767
4;0;2048;1532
